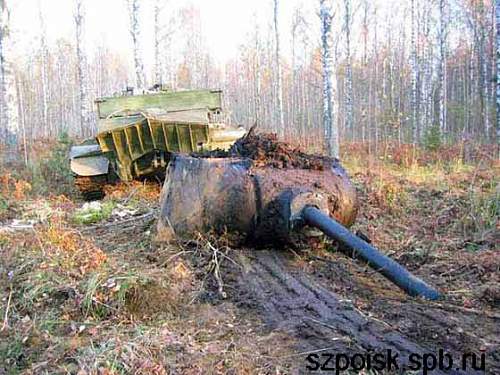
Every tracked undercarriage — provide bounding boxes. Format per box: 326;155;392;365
74;175;111;201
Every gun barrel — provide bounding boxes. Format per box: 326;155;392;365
302;206;441;300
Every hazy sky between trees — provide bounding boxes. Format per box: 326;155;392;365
12;0;312;63
11;0;399;77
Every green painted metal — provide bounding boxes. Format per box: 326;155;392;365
96;115;212;181
96;89;223;121
71;89;245;183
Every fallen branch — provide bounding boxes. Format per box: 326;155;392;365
1;289;13;332
80;210;156;232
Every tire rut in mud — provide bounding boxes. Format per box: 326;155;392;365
231;250;489;374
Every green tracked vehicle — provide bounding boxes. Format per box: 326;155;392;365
70;89;246;200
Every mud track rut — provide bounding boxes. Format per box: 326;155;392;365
230;250;491;374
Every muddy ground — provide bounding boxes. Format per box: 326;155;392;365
231;250;498;374
181;134;499;373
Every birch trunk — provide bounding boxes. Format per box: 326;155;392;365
127;0;145;89
273;0;285;137
74;0;91;136
410;0;419;144
0;0;18;143
153;0;161;85
320;0;339;158
254;21;262;124
496;0;500;155
344;0;354;141
39;7;50;135
361;0;368;144
421;1;432;136
438;0;447;136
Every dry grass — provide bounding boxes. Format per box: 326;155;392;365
0;177;293;374
340;145;499;310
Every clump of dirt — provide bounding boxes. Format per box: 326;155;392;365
194;131;333;170
230;131;331;170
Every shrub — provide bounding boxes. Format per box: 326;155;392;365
422;125;442;152
463;188;500;242
31;133;75;196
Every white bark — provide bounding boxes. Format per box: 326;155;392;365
127;0;145;89
153;0;161;85
273;0;285;137
254;19;262;124
410;0;419;144
16;73;27;164
496;0;500;154
361;0;369;143
39;6;50;134
74;0;92;136
344;0;354;140
421;1;432;135
438;0;447;136
0;0;18;142
320;0;339;158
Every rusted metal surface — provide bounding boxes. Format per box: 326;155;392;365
156;153;358;245
156;134;440;300
156;157;256;243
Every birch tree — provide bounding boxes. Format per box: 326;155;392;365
253;16;262;124
438;0;448;136
0;0;9;141
420;0;433;135
0;0;18;143
496;0;500;155
2;0;498;153
74;0;92;136
273;0;285;137
153;0;161;85
344;0;354;140
38;4;50;134
410;0;419;144
127;0;145;89
361;0;369;143
320;0;339;158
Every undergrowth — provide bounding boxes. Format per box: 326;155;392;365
30;133;75;196
73;201;116;225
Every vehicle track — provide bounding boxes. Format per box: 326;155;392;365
74;175;107;200
230;250;495;374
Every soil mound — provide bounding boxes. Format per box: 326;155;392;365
229;132;328;170
193;130;332;170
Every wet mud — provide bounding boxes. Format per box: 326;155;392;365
223;249;499;374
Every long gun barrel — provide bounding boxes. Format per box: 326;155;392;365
302;206;441;300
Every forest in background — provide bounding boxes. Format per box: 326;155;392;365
0;0;498;159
